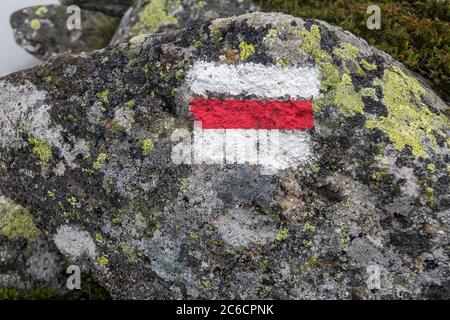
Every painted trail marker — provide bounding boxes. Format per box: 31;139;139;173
172;61;320;172
189;98;314;129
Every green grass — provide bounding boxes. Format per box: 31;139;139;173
257;0;450;102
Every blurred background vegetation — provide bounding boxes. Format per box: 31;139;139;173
257;0;450;102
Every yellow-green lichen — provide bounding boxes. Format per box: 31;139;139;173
200;280;212;288
194;40;203;48
334;43;365;76
334;76;378;116
67;196;77;207
126;100;135;109
0;201;41;242
83;168;94;175
365;67;448;158
266;28;278;38
93;153;107;170
303;222;317;233
210;25;223;43
308;255;319;267
28;137;52;167
299;25;340;112
302;239;313;248
317;61;341;92
141;138;154;156
425;187;434;205
146;222;162;238
110;120;124;133
259;259;269;271
360;87;378;100
299;24;322;54
35;6;48;16
0;286;20;300
333;43;360;60
178;178;189;195
275;228;289;241
130;0;178;37
95;233;103;244
0;286;55;300
427;163;436;171
299;24;448;159
188;231;199;240
360;59;377;71
371;169;389;182
30;19;41;30
175;70;184;80
299;25;370;114
333;73;365;116
239;41;256;61
105;177;115;188
47;191;55;198
142;65;149;75
96;89;110;102
119;242;137;263
97;256;109;266
112;214;123;225
277;58;291;68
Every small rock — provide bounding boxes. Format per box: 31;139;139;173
10;5;119;60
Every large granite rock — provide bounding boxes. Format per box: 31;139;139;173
10;5;119;61
0;12;449;299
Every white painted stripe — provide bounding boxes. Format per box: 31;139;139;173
187;61;320;99
193;123;312;171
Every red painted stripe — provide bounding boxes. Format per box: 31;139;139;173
189;98;314;129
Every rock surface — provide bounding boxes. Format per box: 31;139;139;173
0;12;449;299
110;0;259;44
0;196;68;298
10;5;119;61
0;196;110;299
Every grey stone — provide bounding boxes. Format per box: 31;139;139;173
10;5;119;61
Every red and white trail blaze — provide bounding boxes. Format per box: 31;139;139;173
179;61;320;171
